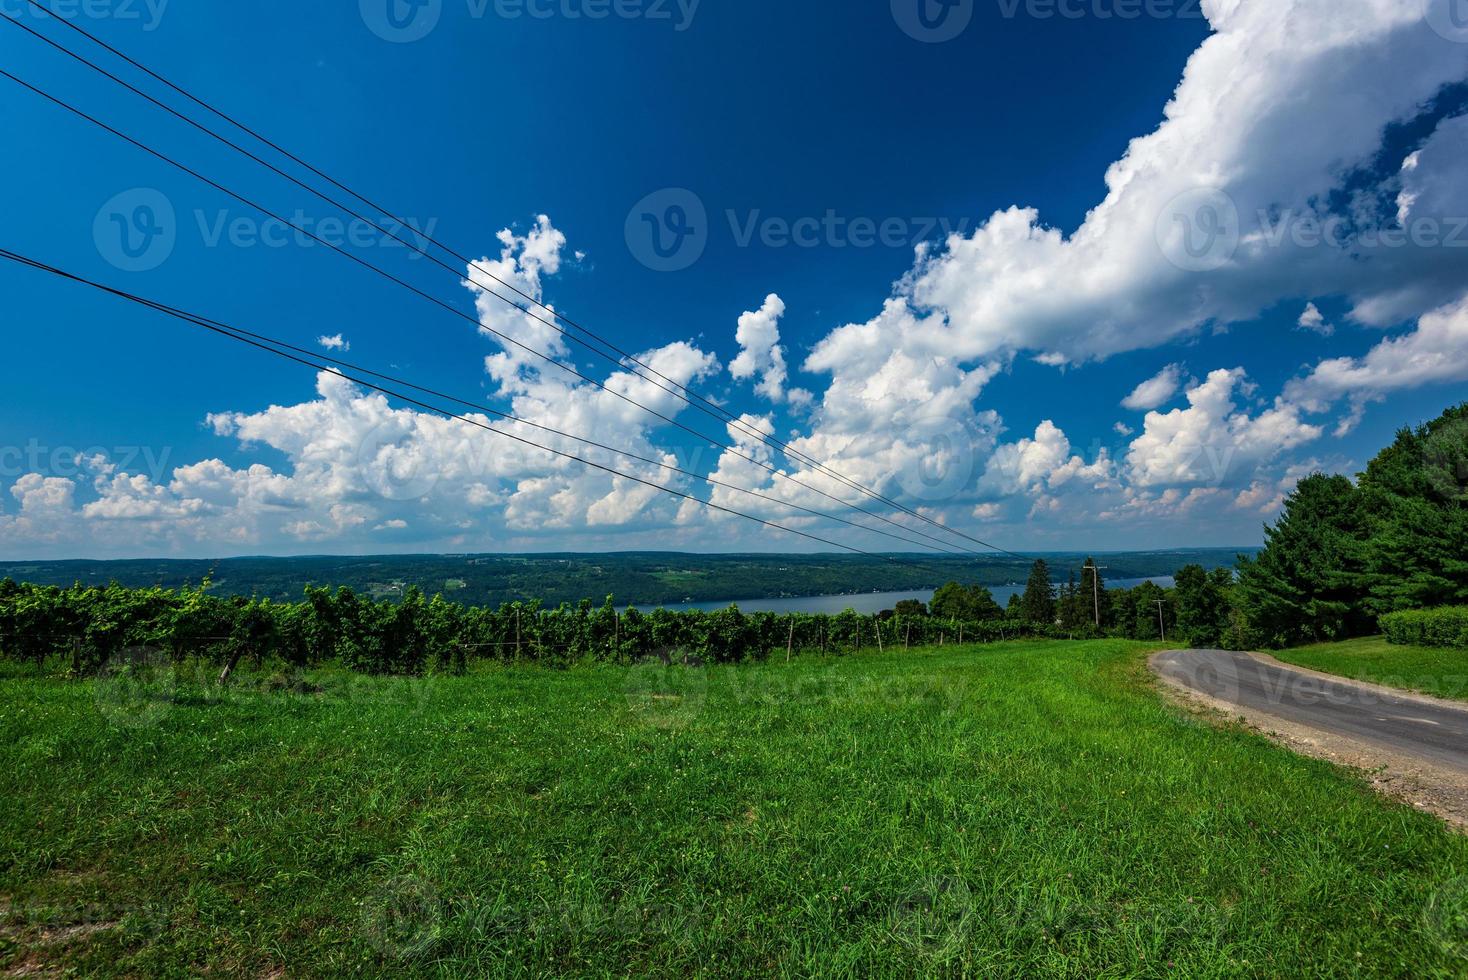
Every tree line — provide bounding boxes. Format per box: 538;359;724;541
2;404;1460;676
897;556;1235;649
877;403;1468;651
1231;403;1468;647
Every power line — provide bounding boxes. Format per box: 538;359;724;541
4;1;1029;562
1;247;1001;574
0;239;966;556
0;245;959;567
5;0;939;522
0;64;1019;563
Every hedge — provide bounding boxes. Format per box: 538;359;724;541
1380;607;1468;649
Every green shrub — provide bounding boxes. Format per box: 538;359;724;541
1380;607;1468;649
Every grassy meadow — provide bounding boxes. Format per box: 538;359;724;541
1273;636;1468;702
4;639;1468;977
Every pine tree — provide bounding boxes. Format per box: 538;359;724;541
1020;559;1056;624
1355;405;1468;614
1079;557;1109;628
1057;571;1087;630
1233;474;1368;647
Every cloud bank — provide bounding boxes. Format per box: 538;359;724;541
5;0;1468;556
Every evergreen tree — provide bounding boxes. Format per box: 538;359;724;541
1233;474;1369;647
1078;557;1109;628
1172;564;1231;648
1355;405;1468;614
1058;571;1088;630
1129;580;1168;640
1020;559;1056;624
1106;586;1134;636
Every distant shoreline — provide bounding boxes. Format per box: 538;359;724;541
0;551;1249;610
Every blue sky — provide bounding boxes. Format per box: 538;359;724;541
2;0;1467;558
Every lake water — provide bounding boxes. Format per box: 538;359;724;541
633;577;1175;615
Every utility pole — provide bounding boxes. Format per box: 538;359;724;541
1155;599;1168;643
1083;565;1110;628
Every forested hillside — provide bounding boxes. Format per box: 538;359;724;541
0;549;1244;608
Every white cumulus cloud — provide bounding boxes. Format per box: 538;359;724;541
1122;364;1184;412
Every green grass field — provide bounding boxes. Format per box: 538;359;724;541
1273;636;1468;702
4;639;1468;977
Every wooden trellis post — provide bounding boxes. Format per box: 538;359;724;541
786;620;795;663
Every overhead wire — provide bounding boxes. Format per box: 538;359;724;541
0;62;1023;562
3;2;1030;561
0;245;996;571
